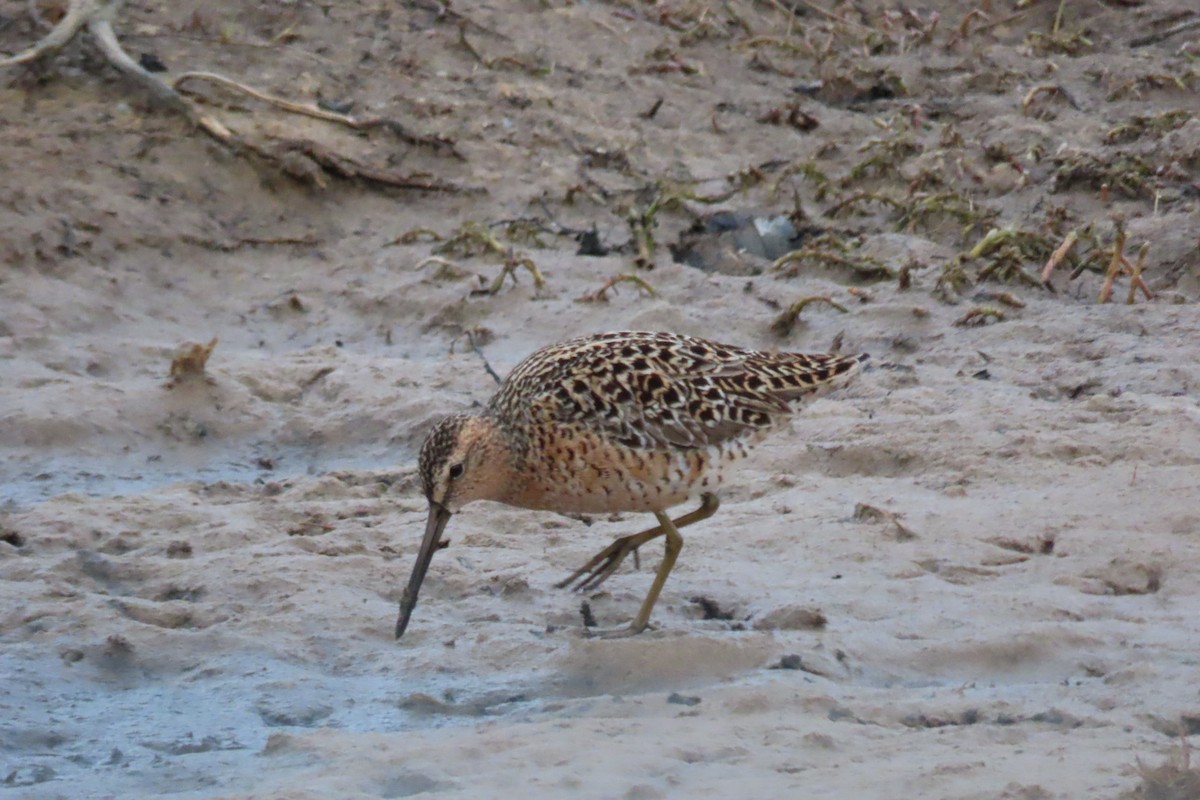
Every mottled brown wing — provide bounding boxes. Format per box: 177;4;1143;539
503;332;865;451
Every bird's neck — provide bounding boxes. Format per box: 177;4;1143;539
461;415;525;505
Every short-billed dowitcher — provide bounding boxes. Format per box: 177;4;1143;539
396;331;867;639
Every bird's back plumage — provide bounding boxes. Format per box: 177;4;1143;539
490;331;867;452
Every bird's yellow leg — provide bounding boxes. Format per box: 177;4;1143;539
625;510;683;634
586;494;721;638
557;493;719;592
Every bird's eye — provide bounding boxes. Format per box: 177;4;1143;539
448;463;465;480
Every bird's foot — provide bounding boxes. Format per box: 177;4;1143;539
582;620;655;639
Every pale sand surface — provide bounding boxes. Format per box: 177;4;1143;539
2;1;1199;798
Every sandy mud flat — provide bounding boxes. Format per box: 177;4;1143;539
2;1;1199;797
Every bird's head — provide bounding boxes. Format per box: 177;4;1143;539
417;413;506;513
398;413;506;639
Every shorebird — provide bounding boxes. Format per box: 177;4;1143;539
396;331;868;639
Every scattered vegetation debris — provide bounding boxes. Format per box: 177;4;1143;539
961;227;1054;288
1052;151;1153;199
1124;738;1200;800
689;595;734;621
901;709;982;728
770;159;833;200
390;228;444;246
575;273;657;303
1129;17;1200;48
853;503;917;540
1022;84;1079;118
1104;110;1194;144
138;52;167;72
450;327;502;386
434;221;509;259
772;234;893;280
953;306;1006;327
1041;228;1080;285
261;292;308;315
1106;69;1198;102
846;130;921;183
579;600;596;628
988;535;1055;555
1148;717;1200;739
165;337;218;388
1024;1;1094;57
472;250;547;296
1097;222;1153;304
973;290;1026;308
770;295;850;337
575;228;609;257
413;256;471;283
639;97;665;120
627;190;663;269
757;103;819;132
633;46;702;76
667;692;701;706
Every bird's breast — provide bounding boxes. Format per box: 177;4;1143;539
504;430;731;514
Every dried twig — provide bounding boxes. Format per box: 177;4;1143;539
1130;17;1200;48
460;328;502;386
627;194;662;270
575;273;657;303
1022;84;1078;115
1041;228;1078;284
954;306;1005;326
977;291;1026;308
770;295;849;337
473;250;546;296
1126;243;1150;305
2;0;466;189
172;71;461;156
1098;224;1127;304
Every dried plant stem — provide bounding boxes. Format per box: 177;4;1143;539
575;274;658;303
770;295;849;337
1041;229;1078;283
1126;244;1149;304
1098;226;1127;304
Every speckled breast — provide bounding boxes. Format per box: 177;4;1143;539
502;423;769;514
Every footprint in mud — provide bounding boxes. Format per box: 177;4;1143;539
375;771;455;798
801;441;928;479
553;633;775;697
912;558;1000;585
255;696;335;728
111;598;215;630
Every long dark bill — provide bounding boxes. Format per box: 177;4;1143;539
395;502;452;639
